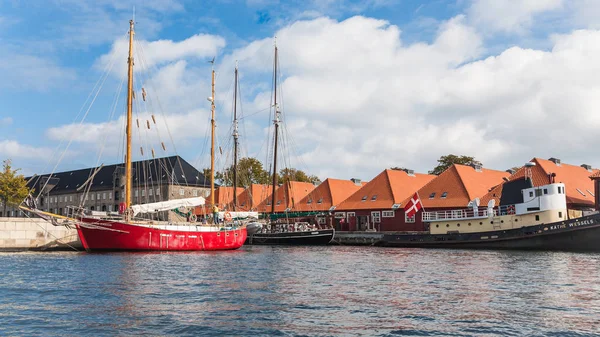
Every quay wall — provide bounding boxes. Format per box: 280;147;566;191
0;217;81;251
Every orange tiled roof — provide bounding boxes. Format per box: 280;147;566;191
234;184;273;211
336;169;435;211
481;158;599;207
255;181;316;213
206;186;244;207
418;164;510;209
590;171;600;179
295;178;367;212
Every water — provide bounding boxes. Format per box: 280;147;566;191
1;247;599;336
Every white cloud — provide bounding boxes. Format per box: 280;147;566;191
0;140;55;160
96;34;226;77
0;117;12;126
468;0;563;34
0;52;76;91
218;15;600;180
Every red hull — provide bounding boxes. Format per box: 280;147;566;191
76;217;247;252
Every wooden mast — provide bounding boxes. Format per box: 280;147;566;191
233;62;239;211
125;19;135;220
210;63;216;214
270;43;279;215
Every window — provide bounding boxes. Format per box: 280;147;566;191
307;198;313;204
103;192;106;200
535;189;542;197
114;205;119;212
85;195;88;201
371;211;381;223
529;191;534;198
156;188;160;195
266;200;271;205
59;196;63;202
193;190;198;197
135;190;138;197
334;212;346;219
141;190;145;197
543;188;548;195
382;210;395;218
347;212;355;219
361;195;367;201
96;193;100;200
405;214;415;223
317;198;323;204
115;191;119;201
240;202;245;207
91;194;94;201
79;195;83;201
69;195;73;202
371;195;377;201
535;215;540;221
576;188;586;196
276;200;281;205
108;192;112;200
441;192;448;198
429;192;436;199
149;189;153;196
179;189;185;196
559;211;563;218
587;190;595;197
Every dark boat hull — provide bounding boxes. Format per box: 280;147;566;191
378;213;600;252
246;228;335;245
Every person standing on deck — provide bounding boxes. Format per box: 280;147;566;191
213;205;219;224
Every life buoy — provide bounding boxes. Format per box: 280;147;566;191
507;205;515;215
224;212;233;221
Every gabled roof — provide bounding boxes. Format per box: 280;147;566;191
27;155;210;194
419;164;510;208
295;178;367;212
255;181;316;213
231;184;272;211
206;186;245;207
336;169;435;211
481;158;599;207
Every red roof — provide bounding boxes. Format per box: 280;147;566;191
419;164;510;208
295;178;367;212
481;158;599;207
206;186;244;208
336;169;435;211
255;181;316;213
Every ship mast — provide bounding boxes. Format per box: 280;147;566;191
210;62;216;214
125;19;135;220
233;62;239;211
270;42;280;215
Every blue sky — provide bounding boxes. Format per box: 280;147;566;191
2;0;600;180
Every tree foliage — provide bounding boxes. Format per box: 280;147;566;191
429;154;477;175
0;160;32;214
208;157;320;187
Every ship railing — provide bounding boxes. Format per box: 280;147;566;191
422;208;491;222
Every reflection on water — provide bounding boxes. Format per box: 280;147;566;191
1;247;599;336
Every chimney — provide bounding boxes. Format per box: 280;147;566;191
549;157;561;166
505;168;516;175
351;178;361;186
581;164;592;172
401;168;415;176
591;175;600;211
469;161;483;172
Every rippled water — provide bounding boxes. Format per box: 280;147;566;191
1;247;600;336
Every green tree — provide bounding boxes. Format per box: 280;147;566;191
0;160;32;215
218;157;270;187
278;168;321;185
429;154;477;175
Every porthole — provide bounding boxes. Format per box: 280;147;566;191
501;220;504;223
515;219;518;222
490;221;494;224
468;223;472;226
446;224;450;227
480;222;483;225
457;224;460;227
436;224;439;228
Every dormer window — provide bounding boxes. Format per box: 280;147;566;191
307;199;313;204
241;202;245;206
587;189;595;197
441;192;447;198
317;198;323;204
429;192;436;199
276;200;281;205
371;195;377;201
576;188;586;196
361;195;367;201
266;201;271;205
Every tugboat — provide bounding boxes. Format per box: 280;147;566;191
378;177;600;252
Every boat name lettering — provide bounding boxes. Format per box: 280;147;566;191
311;232;319;235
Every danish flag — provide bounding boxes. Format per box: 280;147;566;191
404;193;423;218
